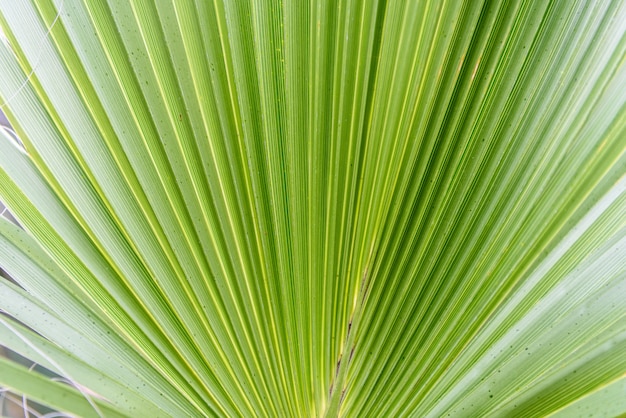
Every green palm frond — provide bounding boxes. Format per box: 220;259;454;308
0;0;625;416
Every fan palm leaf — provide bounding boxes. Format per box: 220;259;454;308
0;0;625;416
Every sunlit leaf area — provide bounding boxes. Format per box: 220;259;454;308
0;0;625;417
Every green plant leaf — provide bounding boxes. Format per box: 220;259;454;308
0;0;624;416
0;355;128;418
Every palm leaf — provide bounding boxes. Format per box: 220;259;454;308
0;0;624;416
